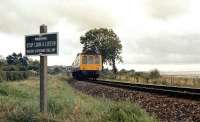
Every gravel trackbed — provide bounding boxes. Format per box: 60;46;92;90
69;80;200;122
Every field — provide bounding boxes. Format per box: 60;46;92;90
0;75;157;122
101;73;200;88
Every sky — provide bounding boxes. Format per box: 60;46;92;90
1;0;200;71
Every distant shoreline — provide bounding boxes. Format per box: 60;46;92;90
161;71;200;77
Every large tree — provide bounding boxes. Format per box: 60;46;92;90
80;28;122;73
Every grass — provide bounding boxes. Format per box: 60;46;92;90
0;75;158;122
101;74;200;88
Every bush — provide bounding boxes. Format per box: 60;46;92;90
2;65;18;71
0;71;31;81
48;67;62;75
18;66;27;71
27;64;39;71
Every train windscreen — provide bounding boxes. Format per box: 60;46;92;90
82;56;87;64
95;55;100;64
87;55;93;64
82;55;100;64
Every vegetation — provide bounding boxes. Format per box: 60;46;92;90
0;71;31;81
0;75;157;122
149;69;160;79
101;68;160;82
100;69;200;88
48;66;67;75
27;59;40;72
6;53;28;67
80;28;123;73
0;52;39;81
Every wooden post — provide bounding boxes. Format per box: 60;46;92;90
40;24;48;113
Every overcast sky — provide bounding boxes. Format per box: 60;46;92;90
1;0;200;71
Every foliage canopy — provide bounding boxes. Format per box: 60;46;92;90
80;28;123;73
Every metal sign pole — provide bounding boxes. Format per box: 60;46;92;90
40;24;47;113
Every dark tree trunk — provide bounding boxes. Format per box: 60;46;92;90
102;58;104;71
112;59;117;74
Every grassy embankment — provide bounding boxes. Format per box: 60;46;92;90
0;75;157;122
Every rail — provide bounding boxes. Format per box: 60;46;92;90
83;79;200;101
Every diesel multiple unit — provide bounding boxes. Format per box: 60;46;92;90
71;50;102;79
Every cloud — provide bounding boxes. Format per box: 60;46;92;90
0;0;116;34
0;0;59;34
0;32;24;56
123;33;200;64
58;1;115;30
145;0;189;20
1;0;200;71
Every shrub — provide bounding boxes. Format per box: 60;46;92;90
2;65;18;71
19;66;27;71
0;71;31;81
28;64;39;71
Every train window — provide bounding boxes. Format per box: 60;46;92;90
82;56;87;64
95;55;100;64
87;55;93;64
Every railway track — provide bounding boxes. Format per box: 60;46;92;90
83;79;200;101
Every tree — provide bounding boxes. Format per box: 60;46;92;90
80;28;122;73
19;56;28;67
149;69;160;79
6;52;29;68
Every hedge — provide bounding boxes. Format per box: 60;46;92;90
0;71;35;82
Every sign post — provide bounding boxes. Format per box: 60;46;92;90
40;24;47;113
25;24;58;113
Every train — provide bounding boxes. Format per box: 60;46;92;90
71;50;102;80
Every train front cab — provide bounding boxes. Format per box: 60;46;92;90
79;54;102;79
